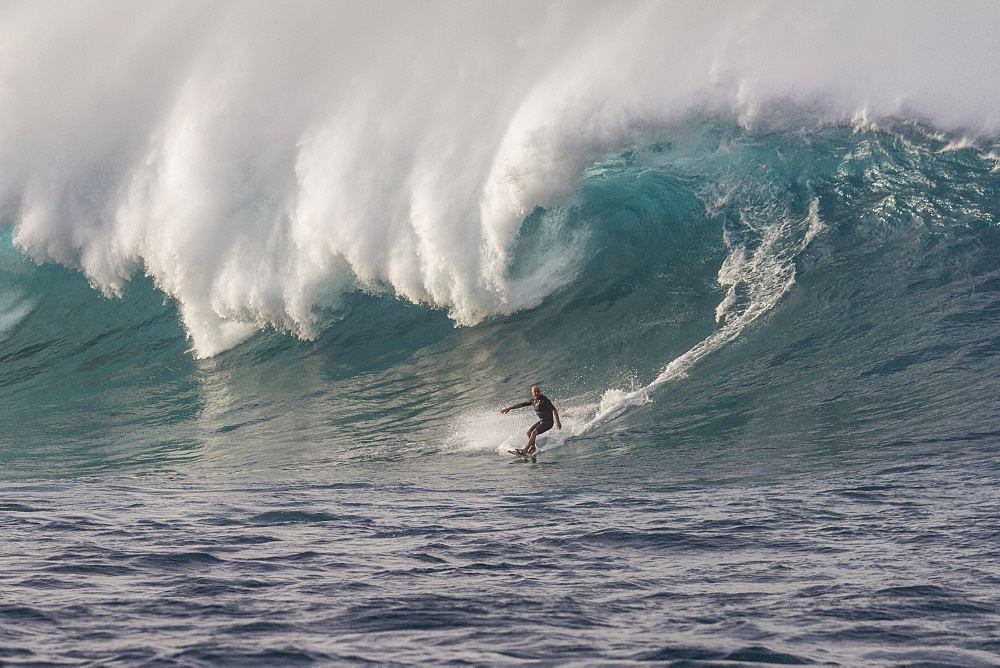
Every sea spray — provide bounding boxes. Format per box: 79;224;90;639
3;2;1000;356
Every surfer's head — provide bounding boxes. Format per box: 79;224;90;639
531;386;541;398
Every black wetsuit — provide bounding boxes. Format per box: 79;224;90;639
527;394;556;435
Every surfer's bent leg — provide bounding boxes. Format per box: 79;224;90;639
524;419;553;454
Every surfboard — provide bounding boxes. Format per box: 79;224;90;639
508;449;536;459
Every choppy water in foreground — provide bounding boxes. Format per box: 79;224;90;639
5;452;1000;665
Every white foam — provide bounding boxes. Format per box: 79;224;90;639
2;2;999;356
561;193;825;440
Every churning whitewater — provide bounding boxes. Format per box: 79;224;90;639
3;2;1000;665
3;1;1000;357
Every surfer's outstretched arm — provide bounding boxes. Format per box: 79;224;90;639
553;407;562;429
500;401;530;414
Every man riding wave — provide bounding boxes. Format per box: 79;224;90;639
500;386;561;455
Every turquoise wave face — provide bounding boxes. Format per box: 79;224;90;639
2;120;999;479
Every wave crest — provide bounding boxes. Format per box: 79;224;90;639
3;2;1000;356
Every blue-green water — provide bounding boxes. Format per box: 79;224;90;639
4;2;1000;663
4;120;1000;664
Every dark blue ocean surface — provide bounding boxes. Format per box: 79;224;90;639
4;456;1000;665
4;101;1000;662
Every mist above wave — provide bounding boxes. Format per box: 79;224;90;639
2;0;998;357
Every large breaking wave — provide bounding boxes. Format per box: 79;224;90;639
2;1;1000;357
2;2;1000;476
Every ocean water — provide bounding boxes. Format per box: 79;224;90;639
4;2;1000;664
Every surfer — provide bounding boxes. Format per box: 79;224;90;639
500;386;561;455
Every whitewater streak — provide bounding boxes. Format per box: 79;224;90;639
503;182;827;455
2;1;999;356
572;197;825;441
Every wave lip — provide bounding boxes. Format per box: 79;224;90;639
4;3;1000;356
